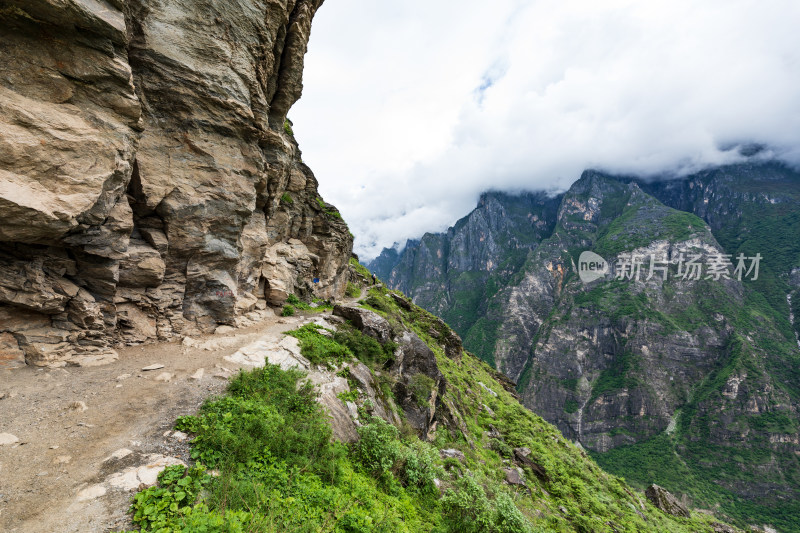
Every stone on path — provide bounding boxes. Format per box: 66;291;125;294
0;433;20;446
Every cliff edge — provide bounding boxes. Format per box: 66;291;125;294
0;0;352;368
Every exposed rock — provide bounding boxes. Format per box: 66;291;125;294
440;448;466;461
0;433;20;446
68;401;88;412
333;304;392;343
392;331;444;439
154;372;173;382
118;240;165;288
141;364;164;371
0;332;26;369
105;455;186;491
645;484;690;518
504;467;526;487
710;523;739;533
76;484;107;502
0;0;352;367
513;447;549;482
190;368;205;381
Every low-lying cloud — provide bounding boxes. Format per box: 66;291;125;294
291;0;800;260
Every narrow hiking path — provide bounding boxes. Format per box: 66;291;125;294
0;301;357;533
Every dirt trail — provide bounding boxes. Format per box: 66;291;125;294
0;309;320;533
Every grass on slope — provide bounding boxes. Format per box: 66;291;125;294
119;285;734;533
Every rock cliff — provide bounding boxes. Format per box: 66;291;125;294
0;0;352;368
368;163;800;531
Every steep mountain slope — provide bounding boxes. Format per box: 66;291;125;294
117;266;742;532
0;0;351;370
368;163;800;531
371;191;561;364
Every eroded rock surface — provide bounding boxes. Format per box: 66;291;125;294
0;0;352;367
645;484;690;518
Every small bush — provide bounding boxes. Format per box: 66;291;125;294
441;475;495;533
280;192;293;205
353;417;401;477
490;438;513;459
345;282;361;298
286;294;300;305
281;304;295;316
334;326;395;367
362;294;394;314
441;476;531;533
287;324;352;365
396;439;441;493
409;374;436;408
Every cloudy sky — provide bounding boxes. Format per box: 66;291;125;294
291;0;800;260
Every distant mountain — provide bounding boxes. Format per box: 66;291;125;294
367;161;800;531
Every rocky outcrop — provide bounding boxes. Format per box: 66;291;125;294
0;0;352;367
333;304;393;344
645;485;690;518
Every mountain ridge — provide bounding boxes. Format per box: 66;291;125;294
367;161;800;531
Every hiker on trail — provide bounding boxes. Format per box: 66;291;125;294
372;273;377;285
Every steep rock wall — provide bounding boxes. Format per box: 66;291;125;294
0;0;352;368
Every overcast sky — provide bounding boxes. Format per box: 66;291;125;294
291;0;800;260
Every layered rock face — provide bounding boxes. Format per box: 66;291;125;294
0;0;352;367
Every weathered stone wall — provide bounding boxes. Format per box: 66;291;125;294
0;0;352;368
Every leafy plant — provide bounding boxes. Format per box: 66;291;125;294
409;374;436;408
281;304;295;317
345;282;361;298
287;324;352;365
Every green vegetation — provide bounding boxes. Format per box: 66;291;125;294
350;257;373;280
281;304;294;316
345;282;361;298
287;324;351;365
589;350;638;401
333;325;396;368
280;192;293;206
121;281;737;533
409;374;436;408
316;196;343;219
283;119;294;137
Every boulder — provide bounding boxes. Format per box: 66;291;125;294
645;484;690;518
0;332;26;368
333;305;392;344
118;240;165;288
504;467;526;487
513;447;549;482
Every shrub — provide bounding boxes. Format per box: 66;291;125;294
441;476;531;533
280;192;293;205
345;282;361;298
286;294;300;305
490;438;513;459
409;374;436;408
353;417;401;477
396;439;441;493
281;304;295;316
287;324;352;365
176;364;342;483
333;326;395;367
441;475;495;533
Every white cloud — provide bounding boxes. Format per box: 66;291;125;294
291;0;800;259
